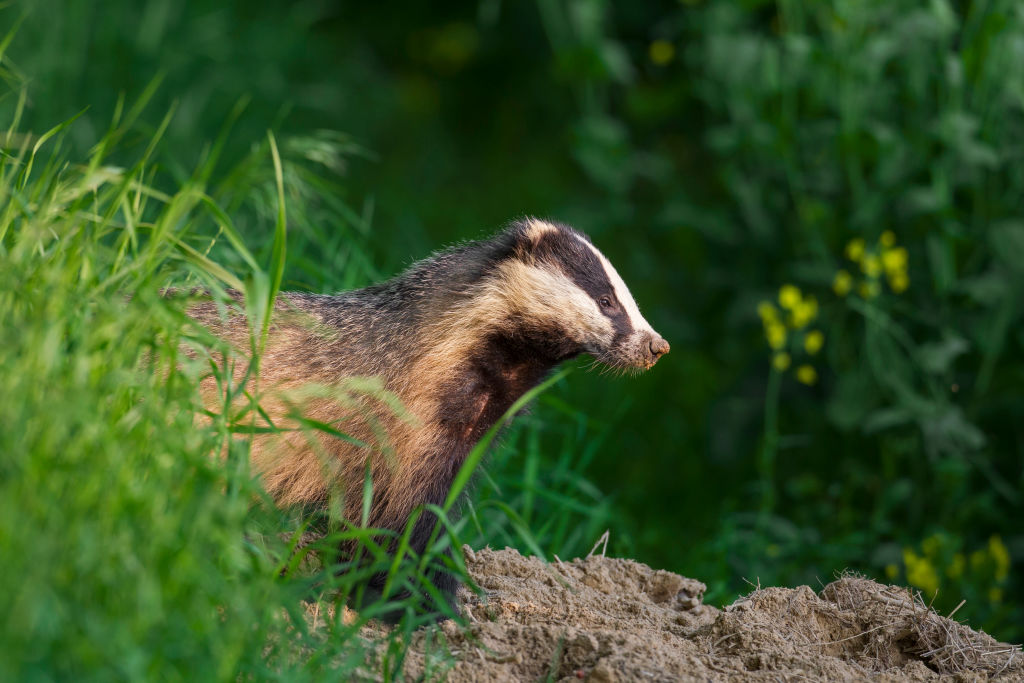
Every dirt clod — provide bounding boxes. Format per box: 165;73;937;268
399;547;1022;681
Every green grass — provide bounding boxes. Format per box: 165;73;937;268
0;92;389;680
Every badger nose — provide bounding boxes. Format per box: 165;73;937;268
649;335;670;359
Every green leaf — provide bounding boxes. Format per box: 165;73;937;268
989;220;1024;274
926;234;956;294
917;334;969;375
862;407;916;434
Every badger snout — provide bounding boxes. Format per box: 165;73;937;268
591;331;670;370
645;332;670;367
649;334;670;358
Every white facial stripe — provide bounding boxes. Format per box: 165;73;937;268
577;236;654;334
492;259;614;343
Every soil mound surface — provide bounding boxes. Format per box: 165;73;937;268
403;547;1022;681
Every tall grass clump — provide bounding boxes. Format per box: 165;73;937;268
0;90;453;679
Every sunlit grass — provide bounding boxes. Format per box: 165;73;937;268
0;88;457;677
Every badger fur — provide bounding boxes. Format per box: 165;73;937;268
190;218;668;600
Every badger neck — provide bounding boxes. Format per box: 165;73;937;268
373;242;586;462
416;297;581;452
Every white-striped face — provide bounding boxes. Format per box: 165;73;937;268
500;219;670;370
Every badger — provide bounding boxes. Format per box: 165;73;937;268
189;218;668;603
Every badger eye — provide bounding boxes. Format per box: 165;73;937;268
599;296;612;308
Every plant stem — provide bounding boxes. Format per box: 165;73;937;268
759;365;782;524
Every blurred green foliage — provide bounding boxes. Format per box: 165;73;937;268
4;0;1022;650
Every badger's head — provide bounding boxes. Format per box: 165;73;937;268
488;218;669;371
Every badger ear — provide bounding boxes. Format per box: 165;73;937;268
507;217;559;261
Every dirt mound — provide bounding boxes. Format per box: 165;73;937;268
401;547;1022;682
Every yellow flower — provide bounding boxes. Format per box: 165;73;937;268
833;270;853;297
921;534;941;557
778;284;802;310
888;271;909;293
859;281;881;299
804;330;824;355
947;553;965;579
989;535;1010;581
790;297;818;328
970;549;986;570
845;238;866;262
885;564;900;580
649;40;675;65
880;230;896;247
773;352;791;371
882;246;908;273
989;587;1003;604
861;253;882;278
903;548;940;597
796;364;817;385
766;322;786;349
757;301;778;321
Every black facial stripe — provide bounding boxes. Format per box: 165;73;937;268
605;304;633;343
531;230;634;341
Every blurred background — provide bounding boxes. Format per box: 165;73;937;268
8;0;1022;639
